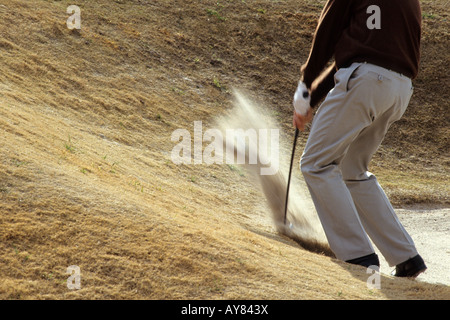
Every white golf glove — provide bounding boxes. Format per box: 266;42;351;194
293;81;310;116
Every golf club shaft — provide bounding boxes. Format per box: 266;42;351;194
284;127;299;226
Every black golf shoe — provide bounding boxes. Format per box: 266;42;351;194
346;253;380;268
392;254;427;278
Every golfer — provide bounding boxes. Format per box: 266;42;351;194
293;0;427;277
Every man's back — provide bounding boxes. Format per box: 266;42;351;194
301;0;422;107
336;0;422;79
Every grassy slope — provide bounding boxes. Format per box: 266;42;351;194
0;0;448;299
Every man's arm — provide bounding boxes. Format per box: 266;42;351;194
309;63;336;108
301;0;353;107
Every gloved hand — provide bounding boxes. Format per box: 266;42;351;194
293;81;310;116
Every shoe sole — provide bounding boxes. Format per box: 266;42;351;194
410;267;427;278
391;267;427;278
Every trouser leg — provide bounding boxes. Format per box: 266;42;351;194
341;106;418;266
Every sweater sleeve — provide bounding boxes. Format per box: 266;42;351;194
301;0;353;107
309;62;336;108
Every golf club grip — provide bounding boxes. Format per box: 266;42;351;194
284;128;299;225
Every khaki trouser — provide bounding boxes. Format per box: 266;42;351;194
301;62;418;266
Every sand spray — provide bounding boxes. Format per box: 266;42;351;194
217;90;333;256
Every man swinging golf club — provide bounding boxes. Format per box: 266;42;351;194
292;0;427;277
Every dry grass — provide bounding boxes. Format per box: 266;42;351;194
0;0;449;300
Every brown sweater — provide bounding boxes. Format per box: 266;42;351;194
301;0;422;108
